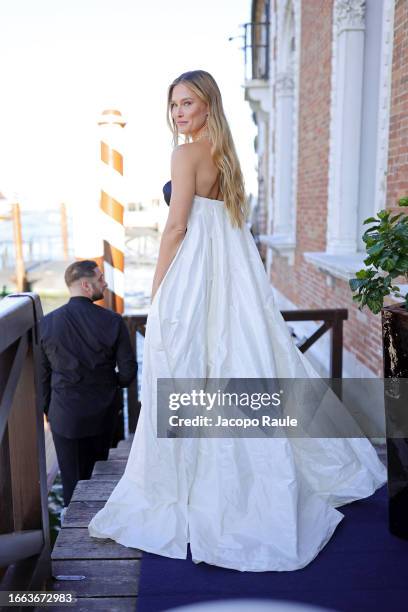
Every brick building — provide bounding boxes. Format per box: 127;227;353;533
245;0;408;378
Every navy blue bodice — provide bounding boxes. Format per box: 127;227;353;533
163;181;171;206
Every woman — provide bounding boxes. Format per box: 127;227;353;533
88;70;386;572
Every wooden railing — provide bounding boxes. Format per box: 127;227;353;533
0;293;51;590
123;308;347;433
282;308;347;379
122;315;147;434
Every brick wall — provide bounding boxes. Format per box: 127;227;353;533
269;0;388;376
271;0;332;308
387;0;408;208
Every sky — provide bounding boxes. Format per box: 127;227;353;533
0;0;257;211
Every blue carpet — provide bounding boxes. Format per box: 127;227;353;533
137;486;408;612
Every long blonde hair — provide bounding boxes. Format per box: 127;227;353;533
167;70;247;228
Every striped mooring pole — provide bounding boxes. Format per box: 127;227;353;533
11;202;29;292
98;109;126;313
60;202;69;261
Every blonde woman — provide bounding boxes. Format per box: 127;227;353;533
88;70;386;572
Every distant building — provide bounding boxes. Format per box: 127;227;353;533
245;0;407;377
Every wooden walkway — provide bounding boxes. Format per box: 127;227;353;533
47;436;141;612
45;431;388;612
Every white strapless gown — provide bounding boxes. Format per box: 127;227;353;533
88;194;387;572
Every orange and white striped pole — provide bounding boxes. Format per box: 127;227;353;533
98;109;126;313
60;202;69;261
11;202;28;292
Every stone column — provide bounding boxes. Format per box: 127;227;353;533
274;71;294;237
327;0;366;254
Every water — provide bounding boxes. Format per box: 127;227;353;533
0;209;74;269
48;475;64;546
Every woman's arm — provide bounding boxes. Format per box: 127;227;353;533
151;145;196;300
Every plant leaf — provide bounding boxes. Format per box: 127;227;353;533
349;278;366;291
367;242;385;256
390;213;404;224
363;216;379;225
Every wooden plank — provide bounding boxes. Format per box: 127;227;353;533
89;474;121;483
109;447;131;460
8;341;43;531
63;501;105;528
116;436;134;449
117;441;132;452
36;598;138;612
118;435;133;447
52;528;142;560
92;460;126;475
50;559;140;596
281;308;348;322
0;425;14;533
71;479;117;502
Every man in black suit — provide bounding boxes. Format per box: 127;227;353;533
40;260;136;507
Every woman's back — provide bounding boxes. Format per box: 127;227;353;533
188;140;223;201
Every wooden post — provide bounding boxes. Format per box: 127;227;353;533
98;109;126;314
0;294;51;589
329;312;344;401
382;304;408;540
11;203;28;292
122;315;147;433
60;203;69;261
123;316;139;434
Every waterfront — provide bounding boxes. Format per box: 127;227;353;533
0;208;75;272
0;205;155;537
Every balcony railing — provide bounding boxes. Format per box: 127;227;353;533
243;21;270;82
123;308;347;433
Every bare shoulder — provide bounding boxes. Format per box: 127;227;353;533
171;145;195;183
171;143;195;164
171;141;209;166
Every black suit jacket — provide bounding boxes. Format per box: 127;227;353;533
40;296;137;438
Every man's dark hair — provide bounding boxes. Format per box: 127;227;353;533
64;260;98;287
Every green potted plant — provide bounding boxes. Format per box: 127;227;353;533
349;196;408;540
349;197;408;313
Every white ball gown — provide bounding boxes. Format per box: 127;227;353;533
88;188;387;572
